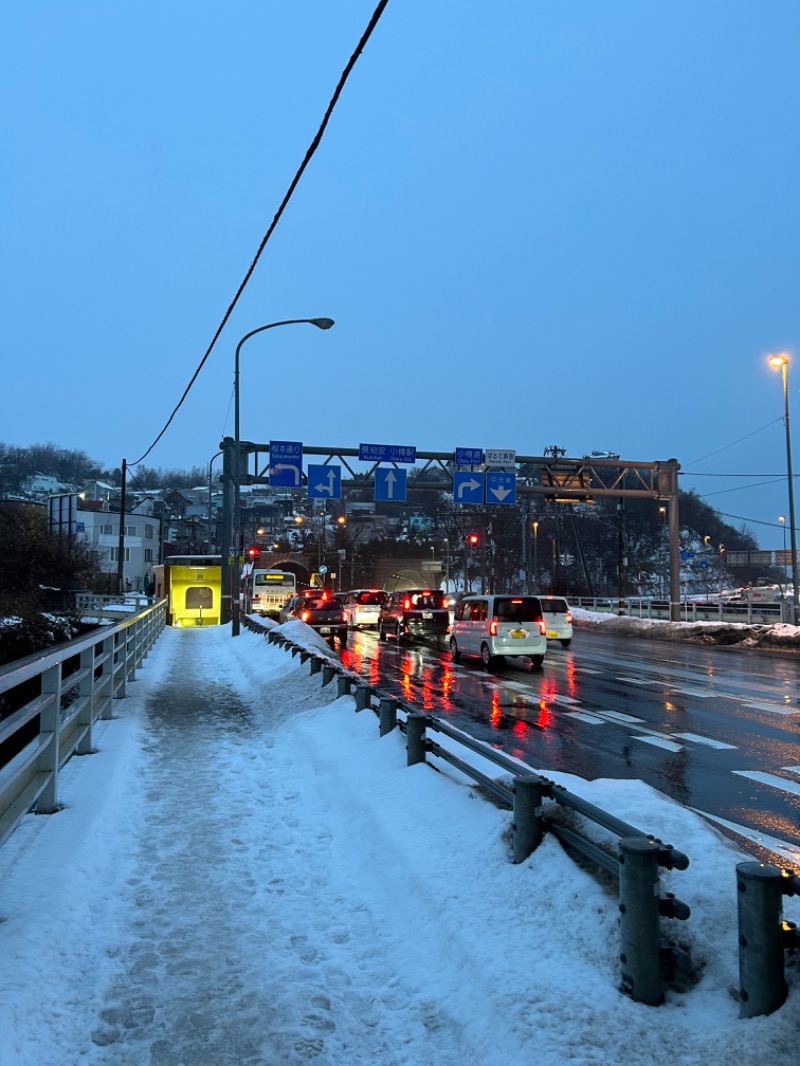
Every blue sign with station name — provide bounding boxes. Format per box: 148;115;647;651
453;471;484;504
359;443;416;464
375;467;407;501
455;447;483;466
269;440;303;486
486;471;516;505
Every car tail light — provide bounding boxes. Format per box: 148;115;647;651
343;610;350;622
489;618;498;636
565;610;572;623
538;619;546;635
403;598;411;610
301;610;310;622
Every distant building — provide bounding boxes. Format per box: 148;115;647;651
77;500;161;591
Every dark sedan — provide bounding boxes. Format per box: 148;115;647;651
279;594;348;645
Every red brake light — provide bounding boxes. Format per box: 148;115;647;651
403;598;411;609
565;610;572;623
490;618;498;636
538;619;545;635
301;610;310;622
422;590;431;596
343;610;350;622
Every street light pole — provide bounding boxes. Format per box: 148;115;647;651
532;520;539;594
232;317;334;636
768;353;799;625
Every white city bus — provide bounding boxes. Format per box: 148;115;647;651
249;569;296;618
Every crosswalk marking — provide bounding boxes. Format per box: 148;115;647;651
564;711;605;724
632;735;684;752
671;732;736;750
732;769;800;797
740;700;799;716
595;710;645;724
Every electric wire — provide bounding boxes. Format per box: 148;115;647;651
682;417;783;467
129;0;391;469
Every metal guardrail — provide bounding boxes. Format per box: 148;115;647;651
572;596;787;625
255;616;800;1015
254;619;691;1007
0;600;167;850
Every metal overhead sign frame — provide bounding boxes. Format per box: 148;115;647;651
219;438;682;621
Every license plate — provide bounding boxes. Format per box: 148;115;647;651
422;611;433;619
547;630;558;638
320;626;331;634
510;629;527;638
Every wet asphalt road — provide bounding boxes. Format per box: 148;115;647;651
337;626;800;862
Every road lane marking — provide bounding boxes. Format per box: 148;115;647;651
688;808;800;866
631;735;684;752
615;676;654;686
671;732;736;749
564;712;605;724
671;688;714;699
740;701;799;716
595;710;645;724
732;770;800;797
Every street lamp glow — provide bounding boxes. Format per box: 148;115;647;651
768;352;789;370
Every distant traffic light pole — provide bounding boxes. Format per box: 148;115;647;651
231;317;334;636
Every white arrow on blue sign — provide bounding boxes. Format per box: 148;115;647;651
269;440;303;487
307;464;341;499
486;471;516;505
453;471;484;504
375;467;407;502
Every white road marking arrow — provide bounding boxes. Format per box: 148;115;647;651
314;469;337;496
457;477;481;498
271;463;301;485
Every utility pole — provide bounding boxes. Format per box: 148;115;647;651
117;458;127;595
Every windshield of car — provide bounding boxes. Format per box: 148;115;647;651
495;597;543;623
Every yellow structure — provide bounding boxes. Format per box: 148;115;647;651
154;555;222;627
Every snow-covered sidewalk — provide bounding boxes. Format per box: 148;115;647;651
0;625;798;1066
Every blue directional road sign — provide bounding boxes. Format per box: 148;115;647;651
375;467;407;502
455;447;483;466
486;471;516;505
453;471;485;504
359;443;416;464
269;440;303;487
679;551;695;561
307;464;341;500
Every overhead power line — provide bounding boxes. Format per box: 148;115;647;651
130;0;391;468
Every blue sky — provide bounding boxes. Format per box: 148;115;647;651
2;2;798;547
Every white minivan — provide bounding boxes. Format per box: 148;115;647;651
449;595;547;669
535;595;573;648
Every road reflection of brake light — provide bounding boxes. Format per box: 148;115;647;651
489;618;498;636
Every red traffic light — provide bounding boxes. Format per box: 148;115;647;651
247;547;259;558
467;533;479;545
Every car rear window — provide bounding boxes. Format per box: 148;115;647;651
495;598;543;623
357;591;386;605
405;591;446;609
541;598;569;614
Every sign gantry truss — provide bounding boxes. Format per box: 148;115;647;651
219;439;682;622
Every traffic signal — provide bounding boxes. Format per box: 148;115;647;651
247;546;259;560
467;533;479;546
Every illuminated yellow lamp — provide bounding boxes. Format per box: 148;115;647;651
768;352;789;369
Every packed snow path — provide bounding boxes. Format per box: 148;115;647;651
86;629;475;1065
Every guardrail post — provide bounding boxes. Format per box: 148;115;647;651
76;646;95;755
618;837;663;1006
354;685;372;712
512;775;544;863
736;862;789;1018
379;696;398;736
309;656;322;674
290;644;301;657
322;663;336;686
37;664;63;814
337;675;352;697
406;713;427;765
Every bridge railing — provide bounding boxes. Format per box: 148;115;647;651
0;600;167;850
571;596;786;625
